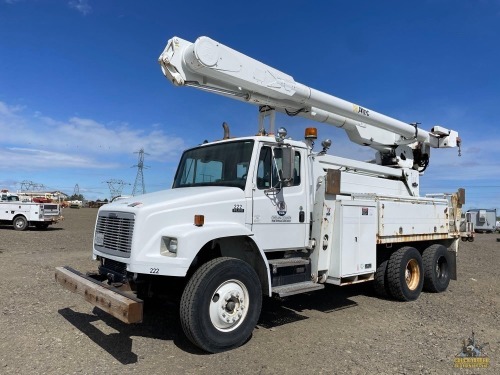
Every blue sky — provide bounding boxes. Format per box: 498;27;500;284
0;0;499;211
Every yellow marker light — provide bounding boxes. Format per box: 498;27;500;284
194;215;205;227
305;127;318;140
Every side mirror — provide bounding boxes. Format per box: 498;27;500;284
274;147;294;187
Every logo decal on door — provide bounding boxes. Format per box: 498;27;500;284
277;201;287;216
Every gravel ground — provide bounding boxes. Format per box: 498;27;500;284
0;208;498;374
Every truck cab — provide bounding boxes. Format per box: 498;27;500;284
1;193;20;202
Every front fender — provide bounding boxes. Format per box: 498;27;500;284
129;222;270;289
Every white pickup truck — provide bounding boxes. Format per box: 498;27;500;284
0;192;63;230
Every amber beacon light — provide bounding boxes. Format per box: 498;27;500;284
305;127;318;140
194;215;205;226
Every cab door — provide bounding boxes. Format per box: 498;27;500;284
250;144;308;251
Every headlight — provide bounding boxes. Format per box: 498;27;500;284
160;237;178;257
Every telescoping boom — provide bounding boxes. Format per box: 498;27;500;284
159;36;460;171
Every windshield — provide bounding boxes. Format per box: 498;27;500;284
173;140;254;190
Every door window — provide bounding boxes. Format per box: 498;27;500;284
256;146;301;189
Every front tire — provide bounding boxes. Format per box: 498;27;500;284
13;216;28;231
180;257;262;353
422;244;451;293
387;247;423;301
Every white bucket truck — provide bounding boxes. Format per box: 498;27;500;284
56;36;464;352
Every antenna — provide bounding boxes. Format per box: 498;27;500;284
132;148;149;196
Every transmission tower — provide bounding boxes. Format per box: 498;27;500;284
73;184;80;196
19;180;45;191
132;148;149;196
103;179;130;200
19;180;34;191
33;183;45;191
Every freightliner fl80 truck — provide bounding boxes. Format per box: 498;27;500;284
56;36;464;353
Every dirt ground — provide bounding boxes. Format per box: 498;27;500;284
0;208;498;374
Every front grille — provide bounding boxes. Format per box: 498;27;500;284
95;211;134;258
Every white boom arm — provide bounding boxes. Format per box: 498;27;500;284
159;36;460;170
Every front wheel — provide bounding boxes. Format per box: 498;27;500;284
13;216;28;231
180;257;262;353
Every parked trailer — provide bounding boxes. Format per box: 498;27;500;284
467;209;497;233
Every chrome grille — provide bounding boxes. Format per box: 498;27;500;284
95;211;134;258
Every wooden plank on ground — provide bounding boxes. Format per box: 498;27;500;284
55;266;143;324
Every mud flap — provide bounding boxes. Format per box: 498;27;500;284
448;250;457;280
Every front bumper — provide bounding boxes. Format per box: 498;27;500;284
55;266;143;323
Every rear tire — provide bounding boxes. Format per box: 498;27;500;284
422;244;451;293
13;216;28;231
35;222;50;230
180;257;262;353
387;247;423;301
374;260;390;298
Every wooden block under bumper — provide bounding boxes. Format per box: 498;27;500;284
55;266;143;324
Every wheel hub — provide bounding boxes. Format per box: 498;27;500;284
209;280;249;332
405;259;420;290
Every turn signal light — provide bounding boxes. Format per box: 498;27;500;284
194;215;204;227
305;127;318;140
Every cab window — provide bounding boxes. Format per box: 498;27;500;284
257;146;301;189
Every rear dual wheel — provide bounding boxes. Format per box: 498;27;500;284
422;244;451;293
379;244;451;301
374;259;390;298
387;246;424;301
